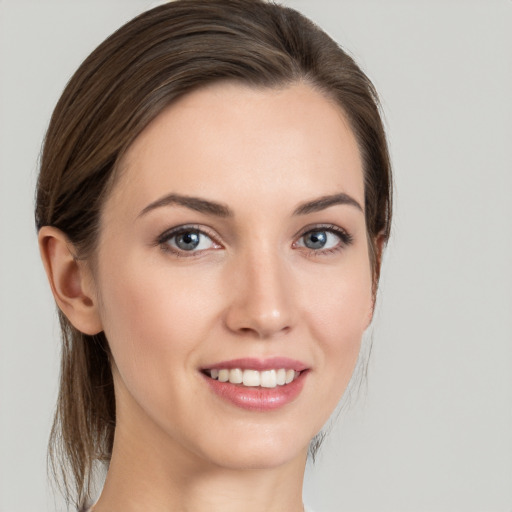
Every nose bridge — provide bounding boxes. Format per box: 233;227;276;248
225;238;295;338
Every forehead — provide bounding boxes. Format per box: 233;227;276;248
107;81;364;219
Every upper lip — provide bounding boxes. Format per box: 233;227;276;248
202;357;308;372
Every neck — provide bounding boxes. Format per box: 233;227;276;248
93;401;307;512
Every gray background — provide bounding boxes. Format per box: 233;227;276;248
1;0;511;510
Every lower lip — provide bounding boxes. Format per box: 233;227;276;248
202;371;308;411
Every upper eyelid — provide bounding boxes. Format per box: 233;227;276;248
158;223;348;237
293;223;351;240
157;224;219;244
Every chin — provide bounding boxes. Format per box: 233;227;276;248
192;424;313;471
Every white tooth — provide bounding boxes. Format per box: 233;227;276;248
261;369;277;388
210;369;219;379
218;369;229;382
243;369;260;387
229;368;243;384
285;369;295;384
276;368;286;386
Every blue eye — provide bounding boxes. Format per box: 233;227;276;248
303;230;329;249
174;231;201;250
296;227;352;253
159;227;218;254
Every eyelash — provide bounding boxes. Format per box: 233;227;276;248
298;225;354;258
156;224;219;258
156;224;353;258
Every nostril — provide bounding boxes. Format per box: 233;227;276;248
235;324;292;339
223;291;295;338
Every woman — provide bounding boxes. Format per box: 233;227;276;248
35;0;392;510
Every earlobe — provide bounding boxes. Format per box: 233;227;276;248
38;226;103;335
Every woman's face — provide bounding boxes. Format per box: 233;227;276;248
93;82;373;470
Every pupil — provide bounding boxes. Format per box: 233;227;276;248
176;231;200;250
305;231;327;249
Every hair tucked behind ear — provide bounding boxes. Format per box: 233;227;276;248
36;0;392;508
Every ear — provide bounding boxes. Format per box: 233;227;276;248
38;226;103;335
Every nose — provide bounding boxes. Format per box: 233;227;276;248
224;247;295;339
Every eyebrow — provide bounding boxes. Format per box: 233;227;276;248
137;192;363;219
138;193;233;218
292;193;363;215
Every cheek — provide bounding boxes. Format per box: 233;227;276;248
303;255;373;374
96;255;217;382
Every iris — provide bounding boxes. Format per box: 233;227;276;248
176;231;201;250
303;231;327;249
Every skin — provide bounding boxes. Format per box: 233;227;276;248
39;82;376;512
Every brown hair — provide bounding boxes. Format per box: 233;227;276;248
35;0;392;508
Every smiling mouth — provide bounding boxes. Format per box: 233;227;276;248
203;368;302;388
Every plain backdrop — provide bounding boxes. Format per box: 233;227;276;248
0;1;511;511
